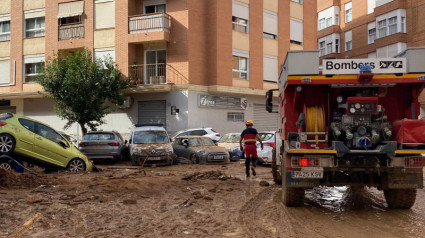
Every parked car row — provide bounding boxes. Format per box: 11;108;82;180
0;112;276;173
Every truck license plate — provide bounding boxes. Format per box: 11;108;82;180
292;168;323;179
149;157;161;161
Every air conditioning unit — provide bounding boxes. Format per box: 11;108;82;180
118;96;132;109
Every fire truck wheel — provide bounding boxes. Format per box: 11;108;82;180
384;189;417;209
282;187;305;207
271;148;282;185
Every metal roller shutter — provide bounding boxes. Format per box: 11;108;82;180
253;104;279;132
137;100;166;128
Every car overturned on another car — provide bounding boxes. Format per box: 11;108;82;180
128;125;174;166
173;136;230;164
0;113;92;173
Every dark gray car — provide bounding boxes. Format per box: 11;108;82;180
78;131;128;163
173;136;230;164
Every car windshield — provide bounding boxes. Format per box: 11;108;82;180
84;133;115;141
188;137;215;146
259;133;274;141
218;134;240;143
133;131;169;144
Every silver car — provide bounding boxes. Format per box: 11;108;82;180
173;136;230;164
78;131;128;163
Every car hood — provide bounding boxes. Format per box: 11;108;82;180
217;143;240;151
191;146;227;153
130;143;173;154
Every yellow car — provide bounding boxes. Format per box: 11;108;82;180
0;113;92;172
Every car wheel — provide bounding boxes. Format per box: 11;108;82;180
0;159;14;171
67;158;86;173
0;134;15;155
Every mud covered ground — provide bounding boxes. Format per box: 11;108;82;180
1;161;425;238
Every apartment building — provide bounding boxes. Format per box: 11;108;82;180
0;0;317;138
317;0;425;112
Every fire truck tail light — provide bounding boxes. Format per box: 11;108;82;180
405;157;425;168
293;157;320;167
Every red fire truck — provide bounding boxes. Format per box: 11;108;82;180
268;48;425;208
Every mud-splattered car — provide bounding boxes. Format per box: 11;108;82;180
128;125;173;166
217;133;243;161
173;136;230;164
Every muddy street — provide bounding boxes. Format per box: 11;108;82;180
1;162;425;238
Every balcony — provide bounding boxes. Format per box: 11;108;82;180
58;23;84;41
128;13;171;43
129;64;188;85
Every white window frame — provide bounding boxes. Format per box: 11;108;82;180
319;18;325;30
227;112;244;122
24;56;45;83
401;16;406;33
319;41;325;56
378;19;387;38
232;16;248;33
388;16;397;35
368;28;376;44
326;17;332;27
291;0;303;4
0;20;10;41
232;55;248;80
345;2;352;23
25;17;45;38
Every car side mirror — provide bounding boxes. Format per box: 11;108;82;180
58;141;68;148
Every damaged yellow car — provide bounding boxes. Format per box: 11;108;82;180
128;125;174;166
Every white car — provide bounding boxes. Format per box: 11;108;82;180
257;131;276;164
172;128;221;143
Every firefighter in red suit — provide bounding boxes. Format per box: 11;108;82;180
240;120;263;177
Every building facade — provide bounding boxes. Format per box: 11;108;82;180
317;0;425;106
0;0;317;138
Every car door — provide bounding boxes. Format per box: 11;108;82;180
15;118;37;157
33;122;74;167
172;138;185;157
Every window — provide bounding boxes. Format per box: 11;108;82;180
59;16;81;26
388;16;397;35
335;39;339;53
319;18;325;30
319;41;325;56
36;123;64;144
326;43;332;55
232;16;248;33
24;62;44;83
367;0;376;14
145;4;166;14
401;17;405;33
263;33;276;39
345;2;352;23
0;59;10;84
95;0;115;29
232;55;248;79
263;55;278;82
368;28;376;44
18;119;35;132
263;10;277;39
25;17;45;38
345;30;352;51
335;14;339;25
190;130;207;136
326;17;332;27
290;19;303;45
291;0;303;3
378;19;387;38
0;21;10;41
227;112;244;122
145;50;166;83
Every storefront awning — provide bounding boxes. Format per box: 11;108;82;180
57;1;84;18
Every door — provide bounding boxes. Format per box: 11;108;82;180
253;104;279;132
16;118;36;157
145;50;166;84
138;100;167;128
33;122;73;167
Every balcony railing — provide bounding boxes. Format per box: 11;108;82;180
129;13;170;34
58;23;84;41
129;63;188;85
